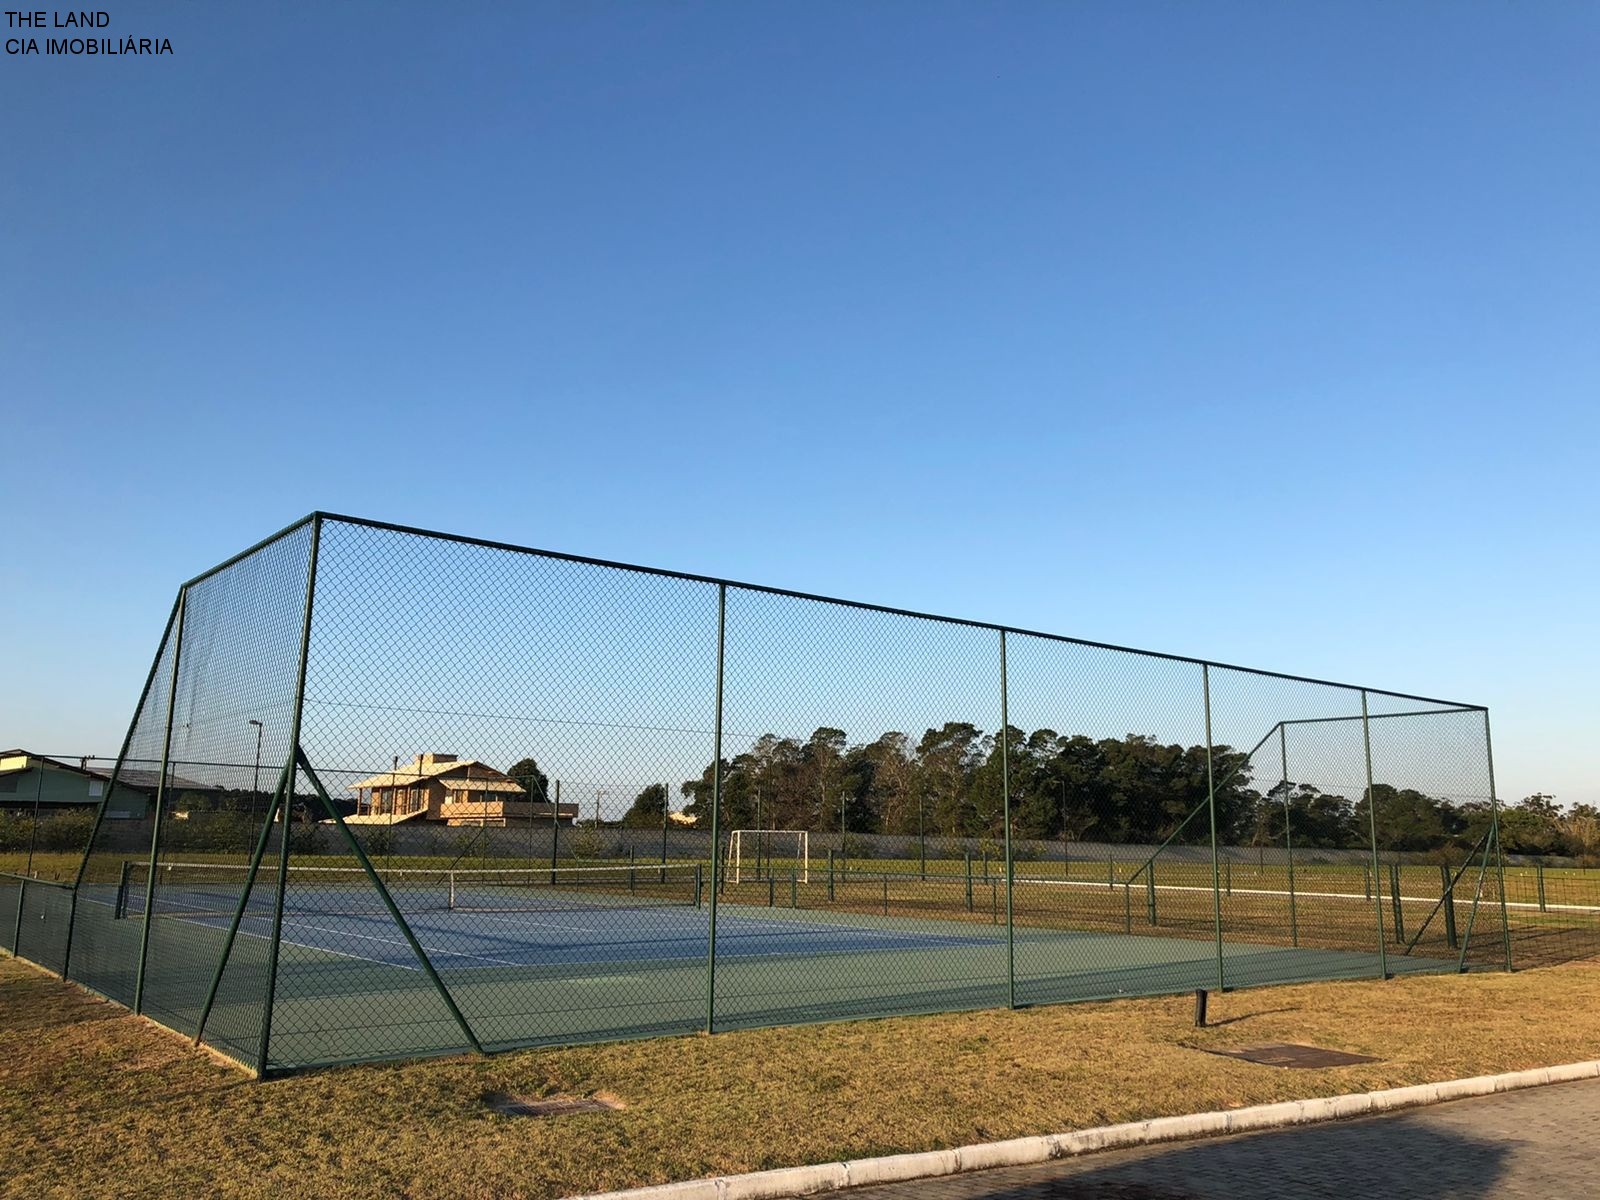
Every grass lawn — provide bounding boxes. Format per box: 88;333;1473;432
4;956;1600;1199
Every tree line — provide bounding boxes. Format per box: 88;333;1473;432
605;724;1591;857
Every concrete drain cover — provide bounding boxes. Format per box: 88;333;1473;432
483;1091;625;1117
1204;1043;1379;1068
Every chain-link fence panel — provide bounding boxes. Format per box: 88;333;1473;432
62;598;184;1008
1004;635;1218;1003
1361;704;1509;973
712;588;1006;1029
131;525;313;1068
268;518;721;1070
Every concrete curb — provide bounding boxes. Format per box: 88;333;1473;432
570;1060;1600;1200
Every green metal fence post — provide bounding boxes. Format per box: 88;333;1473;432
255;515;321;1076
1280;723;1298;947
965;852;973;912
1440;862;1459;949
1483;710;1514;972
133;585;187;1016
1456;823;1498;973
1203;664;1223;992
827;849;835;902
11;878;25;953
1389;862;1405;944
550;780;560;883
1537;863;1547;913
1360;690;1389;979
919;800;926;882
1000;629;1015;1009
1147;864;1157;926
704;583;726;1035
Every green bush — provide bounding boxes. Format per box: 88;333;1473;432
36;810;96;853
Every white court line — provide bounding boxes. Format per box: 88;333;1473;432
275;915;528;968
142;893;519;970
433;907;606;936
147;900;420;972
1018;876;1600;914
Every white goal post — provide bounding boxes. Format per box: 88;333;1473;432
728;830;810;883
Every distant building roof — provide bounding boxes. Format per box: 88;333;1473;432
346;753;521;793
0;751;216;797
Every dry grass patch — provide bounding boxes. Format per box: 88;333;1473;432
4;956;1600;1199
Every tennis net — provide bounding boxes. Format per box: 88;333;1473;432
116;860;704;921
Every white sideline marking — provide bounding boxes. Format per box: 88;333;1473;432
1021;875;1600;915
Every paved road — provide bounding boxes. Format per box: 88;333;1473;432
842;1077;1600;1199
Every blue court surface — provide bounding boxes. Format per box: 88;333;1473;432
68;871;1456;1073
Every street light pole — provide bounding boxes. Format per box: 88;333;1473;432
247;720;263;816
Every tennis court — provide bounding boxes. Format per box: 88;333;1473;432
67;861;1454;1072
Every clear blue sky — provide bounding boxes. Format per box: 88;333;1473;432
3;2;1596;806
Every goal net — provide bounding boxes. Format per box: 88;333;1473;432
728;830;810;883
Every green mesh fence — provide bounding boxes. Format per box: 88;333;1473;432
3;512;1580;1076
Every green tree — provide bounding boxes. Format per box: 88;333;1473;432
620;783;669;828
506;757;550;800
1354;784;1456;851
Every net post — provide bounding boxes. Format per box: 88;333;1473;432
1279;723;1297;946
1000;629;1015;1010
193;760;292;1048
255;513;321;1077
1482;709;1514;972
134;585;188;1016
704;583;726;1035
1360;689;1389;979
1204;664;1223;993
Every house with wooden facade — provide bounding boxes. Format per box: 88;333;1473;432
346;753;578;827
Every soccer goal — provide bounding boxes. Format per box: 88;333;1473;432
728;830;810;883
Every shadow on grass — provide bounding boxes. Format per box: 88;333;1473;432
1200;1006;1299;1028
873;1116;1511;1199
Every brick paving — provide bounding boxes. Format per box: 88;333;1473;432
840;1077;1600;1199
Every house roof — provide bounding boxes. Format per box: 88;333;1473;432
0;751;214;796
346;756;518;792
